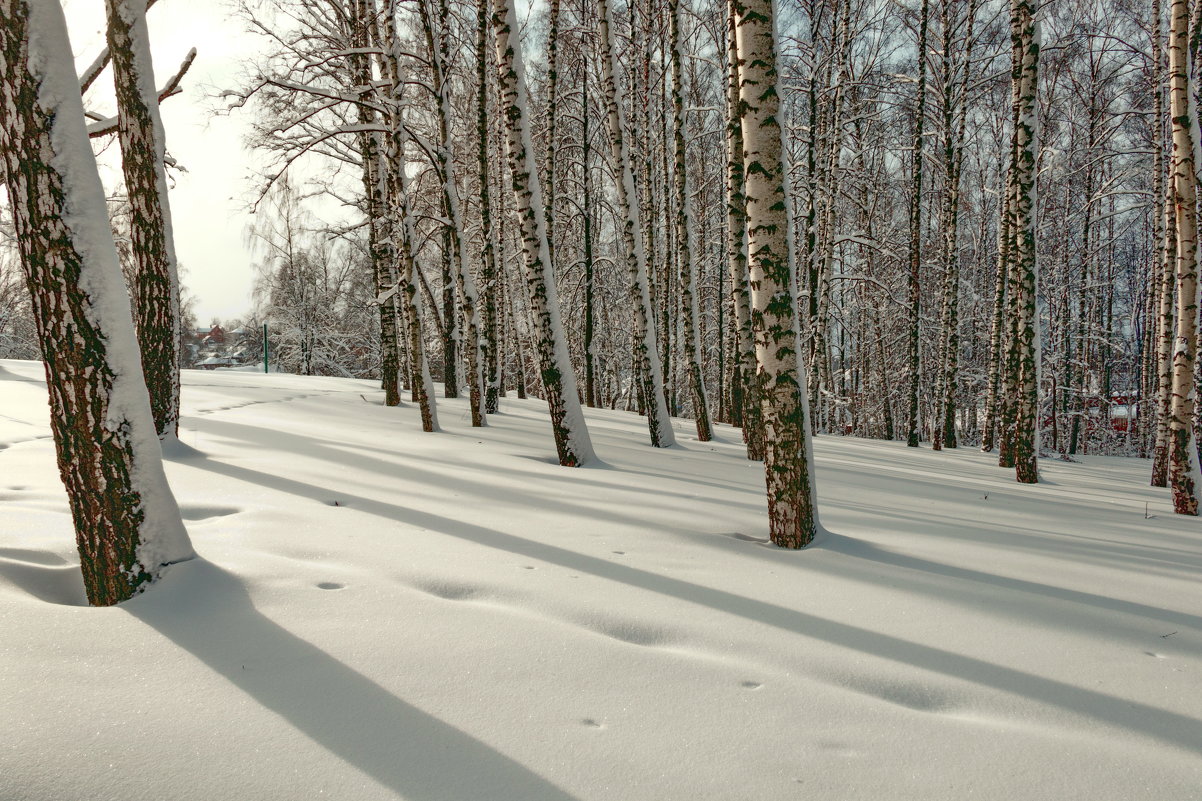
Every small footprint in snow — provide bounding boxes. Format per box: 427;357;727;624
741;681;763;690
580;718;604;729
1144;651;1167;659
317;582;346;591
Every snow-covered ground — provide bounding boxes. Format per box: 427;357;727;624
1;358;1199;801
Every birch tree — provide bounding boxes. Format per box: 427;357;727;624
670;0;714;442
1165;0;1199;514
0;0;193;605
1009;0;1040;484
596;0;675;447
736;0;819;547
492;0;596;466
104;0;182;440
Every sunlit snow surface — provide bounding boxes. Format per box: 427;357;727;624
1;358;1199;801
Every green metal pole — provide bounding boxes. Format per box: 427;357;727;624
263;322;269;373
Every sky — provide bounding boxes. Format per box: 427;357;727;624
67;0;262;325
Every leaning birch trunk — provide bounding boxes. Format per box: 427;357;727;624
736;0;819;548
725;0;764;461
1010;0;1040;484
491;0;595;466
1166;0;1201;514
669;0;713;442
104;0;180;440
375;0;438;431
420;0;485;426
596;0;675;448
0;0;193;605
904;0;929;448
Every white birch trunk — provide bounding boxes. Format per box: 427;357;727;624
1166;0;1200;514
491;0;595;466
736;0;819;547
596;0;675;448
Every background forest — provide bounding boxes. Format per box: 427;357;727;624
0;0;1188;456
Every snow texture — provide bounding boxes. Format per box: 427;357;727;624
25;1;192;573
1;360;1200;800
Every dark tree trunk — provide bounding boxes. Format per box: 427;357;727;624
105;0;180;439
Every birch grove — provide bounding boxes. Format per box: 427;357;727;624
1;0;1199;617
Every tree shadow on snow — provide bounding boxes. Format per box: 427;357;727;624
183;454;1202;758
126;559;580;801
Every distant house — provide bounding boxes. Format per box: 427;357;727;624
185;325;252;369
196;355;239;370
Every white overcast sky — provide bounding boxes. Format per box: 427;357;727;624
66;0;261;325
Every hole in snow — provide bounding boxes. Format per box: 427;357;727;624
316;582;345;591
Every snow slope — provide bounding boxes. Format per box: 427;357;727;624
1;358;1199;801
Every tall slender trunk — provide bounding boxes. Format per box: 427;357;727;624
375;0;438;431
544;0;562;272
1010;0;1040;484
582;61;597;409
996;11;1024;469
669;0;712;441
1152;0;1177;485
596;0;675;447
725;0;763;460
477;0;502;414
933;0;974;451
420;0;485;425
736;0;819;548
981;172;1010;452
491;0;595;466
104;0;181;440
359;2;401;408
0;0;193;605
1068;108;1098;457
905;0;930;447
1166;0;1200;514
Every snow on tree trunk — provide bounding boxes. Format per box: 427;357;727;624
735;0;819;548
374;0;438;432
725;0;763;461
350;1;401;408
0;0;193;605
491;0;595;466
1010;0;1040;484
420;0;485;427
596;0;675;448
1166;0;1200;514
670;0;713;443
104;0;180;440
